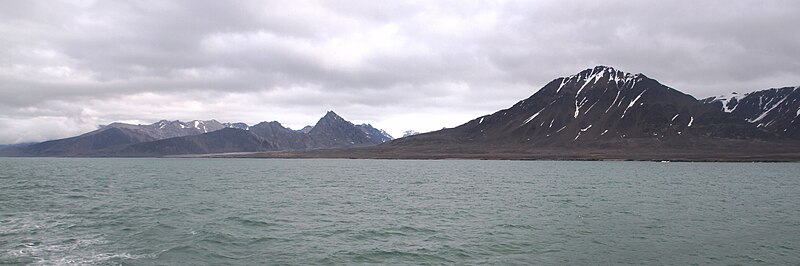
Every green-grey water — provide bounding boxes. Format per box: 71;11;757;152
1;158;798;265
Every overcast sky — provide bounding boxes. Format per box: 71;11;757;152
1;0;799;144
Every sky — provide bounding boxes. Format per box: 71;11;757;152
1;0;799;144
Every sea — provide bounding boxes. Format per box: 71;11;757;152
1;158;798;265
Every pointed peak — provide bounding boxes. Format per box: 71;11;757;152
323;111;343;120
313;110;354;129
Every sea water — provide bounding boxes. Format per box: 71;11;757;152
1;158;798;265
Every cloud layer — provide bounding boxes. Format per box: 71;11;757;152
2;0;799;143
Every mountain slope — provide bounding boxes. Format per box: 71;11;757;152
4;119;227;156
307;111;389;148
388;66;784;151
356;124;394;143
106;120;225;140
704;86;800;138
248;121;310;150
18;127;156;156
117;128;275;156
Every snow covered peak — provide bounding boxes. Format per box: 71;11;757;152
571;66;637;81
557;66;642;94
151;120;224;133
223;122;250;130
186;120;222;133
547;66;648;101
356;123;394;142
402;130;420;137
706;92;746;112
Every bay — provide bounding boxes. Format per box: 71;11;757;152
1;158;798;265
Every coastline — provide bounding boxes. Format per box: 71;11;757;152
188;148;800;163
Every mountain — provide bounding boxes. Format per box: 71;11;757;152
356;124;394;143
323;66;799;161
106;120;225;140
392;66;771;147
223;122;250;130
15;127;156;156
249;121;310;150
299;126;314;133
303;111;387;148
3;119;227;156
0;142;36;156
703;86;800;138
402;130;420;138
0;143;33;149
115;128;275;156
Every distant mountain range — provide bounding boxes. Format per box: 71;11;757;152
0;111;393;157
2;66;799;160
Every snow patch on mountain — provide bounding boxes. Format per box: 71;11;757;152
707;92;744;113
523;110;542;125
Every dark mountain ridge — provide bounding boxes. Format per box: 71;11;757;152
308;111;391;148
11;127;156;157
113;128;275;157
1;111;393;157
703;86;800;138
105;119;226;140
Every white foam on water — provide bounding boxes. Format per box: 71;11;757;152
37;252;151;266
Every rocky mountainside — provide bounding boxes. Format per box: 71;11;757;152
106;120;225;140
115;128;275;156
249;121;309;150
245;113;392;150
223;122;250;130
15;127;157;157
703;86;800;138
299;125;314;133
402;130;421;138
356;124;393;143
307;111;391;148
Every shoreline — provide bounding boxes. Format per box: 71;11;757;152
4;146;800;162
188;150;800;163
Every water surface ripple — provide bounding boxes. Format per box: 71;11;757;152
1;158;798;265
